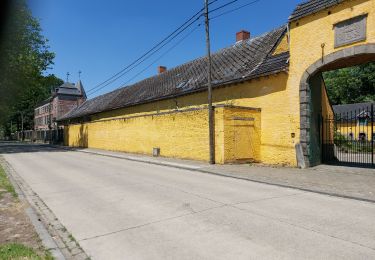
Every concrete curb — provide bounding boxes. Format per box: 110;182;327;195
54;145;375;205
0;157;66;260
0;156;90;260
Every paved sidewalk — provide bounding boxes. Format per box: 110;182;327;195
62;146;375;203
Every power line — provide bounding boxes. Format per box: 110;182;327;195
114;0;263;89
86;13;203;95
87;17;203;96
89;23;203;97
211;0;261;20
209;0;240;13
88;0;264;97
86;0;220;95
119;25;202;89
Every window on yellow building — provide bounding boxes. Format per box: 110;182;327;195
359;133;366;141
358;117;368;126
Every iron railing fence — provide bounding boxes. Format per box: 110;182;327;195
321;104;374;168
13;129;64;145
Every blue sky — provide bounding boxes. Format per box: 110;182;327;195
29;0;302;98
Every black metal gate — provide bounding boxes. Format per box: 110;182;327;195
321;104;374;168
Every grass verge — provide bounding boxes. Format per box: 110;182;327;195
0;243;53;260
0;164;16;199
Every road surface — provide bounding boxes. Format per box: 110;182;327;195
2;143;375;259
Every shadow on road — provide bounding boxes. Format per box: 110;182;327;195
0;142;74;154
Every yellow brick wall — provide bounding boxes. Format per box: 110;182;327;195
66;108;213;162
65;106;263;164
65;73;294;165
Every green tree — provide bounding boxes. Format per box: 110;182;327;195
0;0;62;135
323;62;375;105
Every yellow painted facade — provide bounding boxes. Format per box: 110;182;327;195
289;0;375;73
272;35;289;55
336;122;374;141
65;72;294;165
65;106;261;164
64;0;375;166
321;80;335;142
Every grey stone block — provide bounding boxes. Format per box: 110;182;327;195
300;120;309;129
368;43;375;53
300;109;310;117
300;129;308;140
295;143;306;169
354;44;367;55
304;156;310;168
300;73;310;85
300;103;309;110
330;51;343;63
300;94;309;104
323;53;336;65
343;47;355;58
306;65;317;76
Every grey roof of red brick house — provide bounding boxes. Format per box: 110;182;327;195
56;82;86;96
59;26;289;121
289;0;345;22
36;82;86;108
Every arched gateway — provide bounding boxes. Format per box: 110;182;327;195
299;44;375;168
288;0;375;168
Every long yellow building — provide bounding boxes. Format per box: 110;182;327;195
333;102;374;141
59;0;375;168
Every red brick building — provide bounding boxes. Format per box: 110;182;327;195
34;80;86;130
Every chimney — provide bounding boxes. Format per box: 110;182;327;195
158;66;167;74
236;30;250;42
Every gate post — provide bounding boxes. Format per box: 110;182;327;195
372;104;374;167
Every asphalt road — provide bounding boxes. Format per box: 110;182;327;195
2;143;375;259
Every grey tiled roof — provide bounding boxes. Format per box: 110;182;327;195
333;102;375;116
56;82;85;96
60;26;288;121
76;80;87;99
289;0;345;22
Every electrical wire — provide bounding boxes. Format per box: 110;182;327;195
115;24;203;93
87;0;264;97
209;0;240;13
87;17;203;96
211;0;261;20
86;0;220;95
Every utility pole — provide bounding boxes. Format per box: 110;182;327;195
204;0;215;164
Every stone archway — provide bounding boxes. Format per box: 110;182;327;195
299;43;375;168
